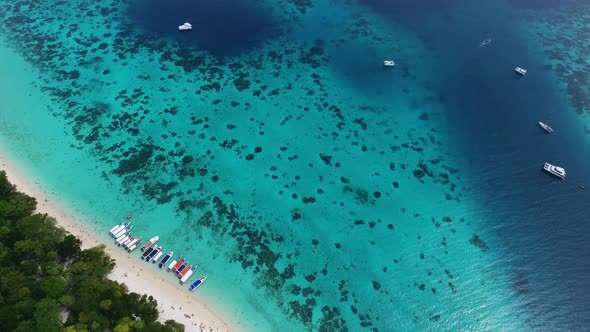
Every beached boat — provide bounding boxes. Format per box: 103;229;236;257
180;265;196;283
189;276;207;291
121;237;134;247
140;236;159;251
152;249;165;263
178;264;195;279
543;162;566;179
115;226;133;240
167;257;181;271
110;223;128;237
514;67;527;76
159;251;174;268
113;224;132;238
146;247;161;261
539;121;554;133
383;60;395;67
116;234;130;245
176;261;189;275
125;236;141;250
142;245;157;259
115;231;128;242
171;259;185;273
178;22;192;31
109;223;122;235
128;244;139;252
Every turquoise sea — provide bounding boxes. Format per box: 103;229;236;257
1;0;590;330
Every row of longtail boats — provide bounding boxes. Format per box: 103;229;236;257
109;222;207;291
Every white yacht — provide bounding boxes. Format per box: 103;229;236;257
383;60;395;67
178;22;192;31
543;162;565;179
514;67;527;76
538;121;554;133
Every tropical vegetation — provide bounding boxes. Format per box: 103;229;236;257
0;171;184;331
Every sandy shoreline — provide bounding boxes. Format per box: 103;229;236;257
0;154;233;332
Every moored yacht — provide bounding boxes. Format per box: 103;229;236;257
543;162;566;179
514;67;527;76
538;121;554;133
140;236;159;251
178;22;192;31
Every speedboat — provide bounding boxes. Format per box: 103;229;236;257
159;251;174;268
179;22;192;31
140;236;159;251
189;276;208;291
383;60;395;67
543;162;565;180
479;38;492;47
538;121;554;133
514;67;527;76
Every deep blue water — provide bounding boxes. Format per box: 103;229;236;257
363;0;590;329
126;0;278;57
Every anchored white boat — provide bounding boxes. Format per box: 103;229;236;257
152;249;165;263
479;38;491;47
538;121;554;133
383;60;395;67
543;162;565;179
140;236;159;251
515;67;527;76
178;22;192;31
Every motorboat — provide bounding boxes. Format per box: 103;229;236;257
543;162;565;180
538;121;554;133
383;60;395;67
140;236;159;251
152;249;165;263
159;251;174;268
514;67;527;76
189;276;207;291
479;38;492;47
146;247;161;261
179;22;192;31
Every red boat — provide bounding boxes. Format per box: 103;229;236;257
178;265;191;279
171;259;185;272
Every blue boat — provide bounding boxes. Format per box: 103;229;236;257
142;245;156;259
146;246;161;261
176;261;189;275
189;276;208;291
158;251;174;268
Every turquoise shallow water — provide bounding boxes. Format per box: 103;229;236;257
1;0;590;330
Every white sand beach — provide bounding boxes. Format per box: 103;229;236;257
0;153;233;332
